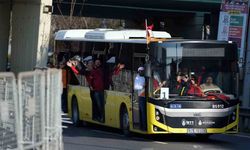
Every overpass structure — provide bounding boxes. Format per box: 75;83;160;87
52;0;221;18
0;0;52;73
0;0;221;73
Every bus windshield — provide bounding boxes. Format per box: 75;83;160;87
150;41;239;100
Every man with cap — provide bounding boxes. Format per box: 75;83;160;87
134;66;147;130
134;67;146;95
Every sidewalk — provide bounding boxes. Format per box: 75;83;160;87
239;132;250;137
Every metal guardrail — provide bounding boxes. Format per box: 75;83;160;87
18;70;46;150
0;73;19;150
45;69;63;150
0;69;63;150
239;107;250;132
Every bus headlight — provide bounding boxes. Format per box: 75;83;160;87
155;109;160;120
156;115;160;121
229;110;237;123
155;110;160;116
155;109;164;123
154;126;158;131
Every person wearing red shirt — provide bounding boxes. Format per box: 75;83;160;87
90;59;105;123
67;56;100;121
187;75;204;97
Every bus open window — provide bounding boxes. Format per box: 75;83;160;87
103;43;134;92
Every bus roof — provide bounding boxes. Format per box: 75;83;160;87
161;39;234;45
54;28;171;44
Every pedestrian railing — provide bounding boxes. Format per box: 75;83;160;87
45;69;63;150
18;70;46;149
0;73;19;150
0;69;63;150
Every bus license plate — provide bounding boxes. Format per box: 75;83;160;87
187;128;207;134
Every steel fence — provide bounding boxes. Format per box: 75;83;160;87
0;72;19;150
18;70;46;150
15;68;63;150
45;69;63;150
0;69;63;150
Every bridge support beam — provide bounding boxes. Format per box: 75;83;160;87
242;23;250;107
11;0;52;73
0;0;10;71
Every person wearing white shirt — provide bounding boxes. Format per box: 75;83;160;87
200;76;222;93
134;66;147;130
134;67;145;96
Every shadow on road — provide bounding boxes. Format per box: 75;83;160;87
63;123;245;150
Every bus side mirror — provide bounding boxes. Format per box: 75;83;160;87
145;63;152;78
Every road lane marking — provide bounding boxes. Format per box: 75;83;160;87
62;125;68;128
153;141;168;144
62;120;73;124
193;145;203;149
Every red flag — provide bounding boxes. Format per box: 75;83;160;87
147;24;154;30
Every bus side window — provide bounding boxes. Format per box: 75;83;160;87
112;69;131;93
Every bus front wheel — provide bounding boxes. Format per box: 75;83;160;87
120;107;130;136
72;97;81;127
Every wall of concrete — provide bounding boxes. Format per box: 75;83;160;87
11;0;52;73
0;0;10;71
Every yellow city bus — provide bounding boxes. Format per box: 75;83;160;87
54;29;239;138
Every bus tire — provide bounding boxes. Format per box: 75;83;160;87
120;106;130;136
72;97;81;127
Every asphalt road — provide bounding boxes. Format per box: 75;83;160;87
63;123;250;150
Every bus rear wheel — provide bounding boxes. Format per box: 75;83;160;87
72;97;81;127
120;107;130;136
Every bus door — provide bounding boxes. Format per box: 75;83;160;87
132;53;146;130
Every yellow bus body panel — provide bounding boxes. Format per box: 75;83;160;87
68;85;239;135
68;85;132;129
146;103;239;134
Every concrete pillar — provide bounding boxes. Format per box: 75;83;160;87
242;20;250;107
11;0;52;73
0;0;10;71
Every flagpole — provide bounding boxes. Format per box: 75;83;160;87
144;19;150;103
